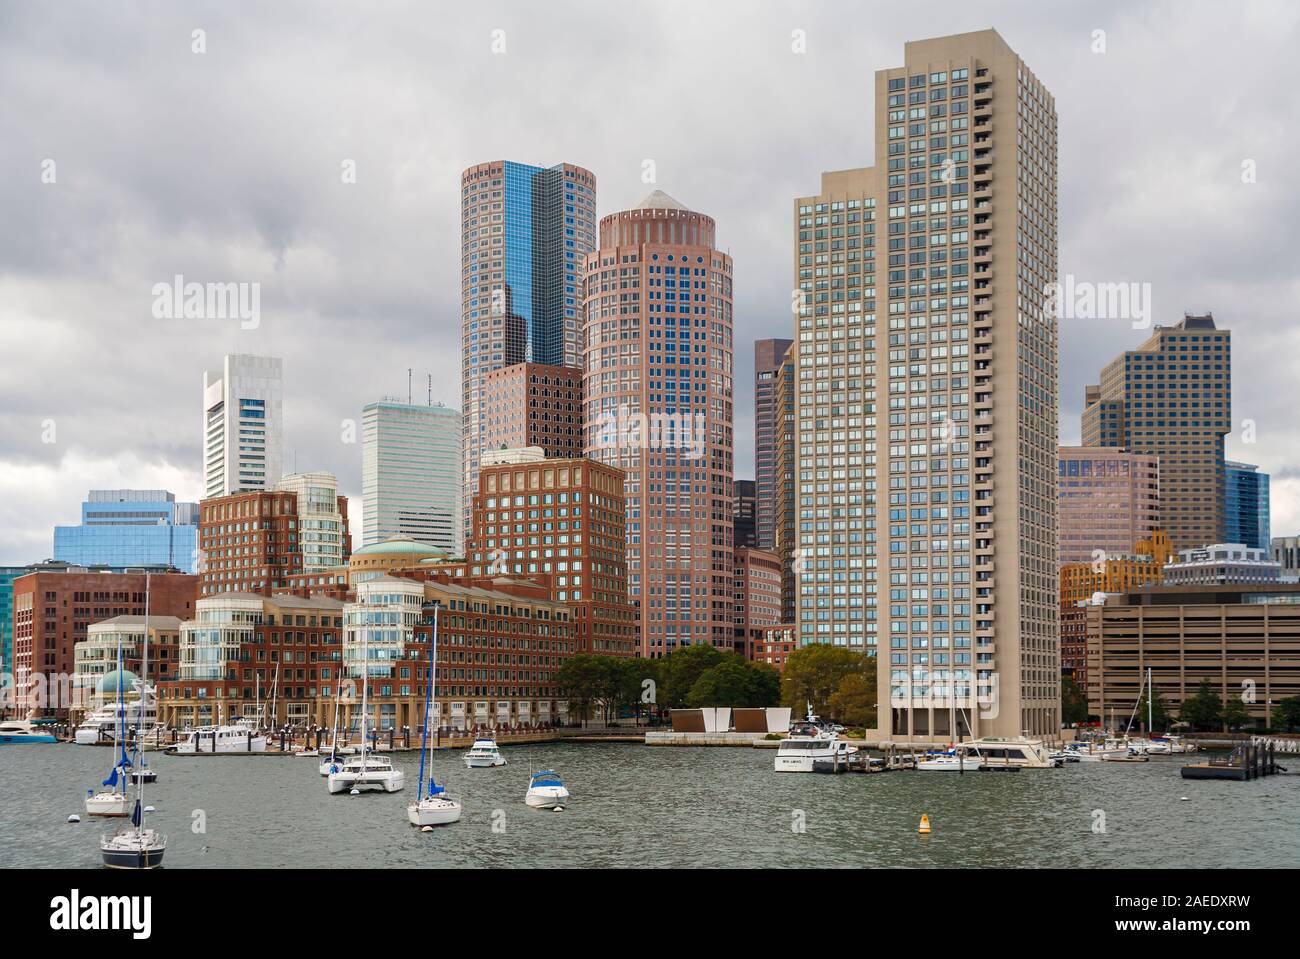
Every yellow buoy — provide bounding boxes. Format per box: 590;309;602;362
918;814;932;834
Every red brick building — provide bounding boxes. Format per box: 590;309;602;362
466;456;636;656
10;570;198;717
482;363;585;460
734;547;782;659
754;624;798;671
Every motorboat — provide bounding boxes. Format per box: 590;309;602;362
407;604;462;826
774;704;858;772
955;737;1059;769
327;753;405;794
1144;738;1172;755
464;738;507;768
1066;740;1130;762
0;717;58;744
916;750;983;772
166;725;268;754
1048;748;1080;763
525;770;570;809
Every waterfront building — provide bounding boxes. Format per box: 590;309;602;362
53;489;199;573
794;30;1060;740
1162;543;1281;586
274;472;352;572
361;400;463;555
734;547;783;659
755;624;799;671
1085;582;1300;728
9;569;197;718
467;455;636;656
202;354;283;498
158;592;344;729
1224;461;1270;550
733;479;757;549
1082;314;1231;552
772;343;797;623
583;189;735;657
72;615;183;719
481;363;584;460
1271;535;1300;581
461;160;597;534
197;490;303;597
754;337;794;550
1057;448;1160;565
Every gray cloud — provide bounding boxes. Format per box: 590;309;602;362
2;0;1297;564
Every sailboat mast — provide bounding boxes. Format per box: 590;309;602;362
137;572;150;833
1147;666;1153;734
417;605;437;798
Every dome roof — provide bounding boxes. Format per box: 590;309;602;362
633;189;688;211
351;535;447;558
97;669;139;696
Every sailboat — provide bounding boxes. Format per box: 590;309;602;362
327;621;404;794
319;690;352;775
100;573;166;868
408;604;462;826
85;641;132;817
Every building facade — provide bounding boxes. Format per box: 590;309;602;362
1271;535;1300;581
72;615;183;719
466;456;636;657
202;354;283;498
1225;461;1270;550
794;30;1060;740
1057;447;1160;565
460;160;597;534
53;489;199;573
754;337;795;550
1086;583;1300;729
481;362;584;459
583;190;735;657
733;479;757;549
361;400;463;554
197;490;303;597
734;547;783;659
274;472;352;572
10;570;198;717
1082;314;1230;551
773;343;798;623
1162;543;1281;586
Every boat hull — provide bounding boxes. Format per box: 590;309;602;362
408;799;463;826
327;769;406;794
916;759;982;772
525;787;569;809
86;793;131;817
465;755;506;768
101;830;166;869
0;734;58;744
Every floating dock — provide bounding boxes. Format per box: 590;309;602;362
1181;742;1285;781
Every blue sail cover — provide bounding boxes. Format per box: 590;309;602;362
130;800;141;827
102;766;119;788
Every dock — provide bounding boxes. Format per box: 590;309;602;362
1181;742;1287;781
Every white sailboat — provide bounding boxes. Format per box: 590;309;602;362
327;623;404;794
85;640;131;817
408;604;462;826
100;573;166;868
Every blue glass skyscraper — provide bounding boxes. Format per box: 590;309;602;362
53;490;199;572
1225;461;1270;549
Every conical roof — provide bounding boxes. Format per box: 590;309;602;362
633;189;688;211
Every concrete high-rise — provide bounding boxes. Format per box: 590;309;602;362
754;338;794;549
1083;313;1230;552
274;471;352;572
583;190;735;656
361;401;463;554
1224;461;1269;550
460;161;597;533
481;362;584;459
773;343;797;623
202;354;283;498
1057;447;1160;565
794;30;1060;740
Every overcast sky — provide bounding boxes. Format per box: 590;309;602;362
2;0;1297;565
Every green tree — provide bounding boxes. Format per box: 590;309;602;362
683;660;771;708
555;653;629;727
1061;676;1089;726
1220;696;1251;731
780;644;871;718
826;672;877;728
1179;679;1223;731
1271;695;1300;732
658;644;728;709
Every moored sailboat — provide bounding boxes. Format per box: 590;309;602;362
407;604;462;826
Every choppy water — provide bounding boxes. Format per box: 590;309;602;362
2;742;1297;868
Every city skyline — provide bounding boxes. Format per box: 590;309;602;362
3;1;1299;570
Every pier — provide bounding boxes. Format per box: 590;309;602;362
1181;742;1288;781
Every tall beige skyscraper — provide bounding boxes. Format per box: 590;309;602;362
793;29;1060;740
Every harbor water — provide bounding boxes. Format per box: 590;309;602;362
2;742;1297;868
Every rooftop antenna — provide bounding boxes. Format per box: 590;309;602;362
408;368;412;405
428;374;432;406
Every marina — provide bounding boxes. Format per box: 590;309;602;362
2;740;1297;869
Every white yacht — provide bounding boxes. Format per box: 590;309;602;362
464;738;507;768
166;725;268;754
955;737;1059;769
525;770;569;809
327;753;406;794
774;707;857;772
916;750;982;772
1067;740;1130;762
0;717;58;744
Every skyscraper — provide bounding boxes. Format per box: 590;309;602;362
460;160;597;531
274;471;352;571
202;354;283;498
733;479;757;548
53;489;198;572
754;337;794;549
584;190;735;656
481;362;585;459
773;343;797;623
361;401;463;554
1057;447;1160;564
794;30;1060;740
1224;460;1269;549
1082;314;1231;551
